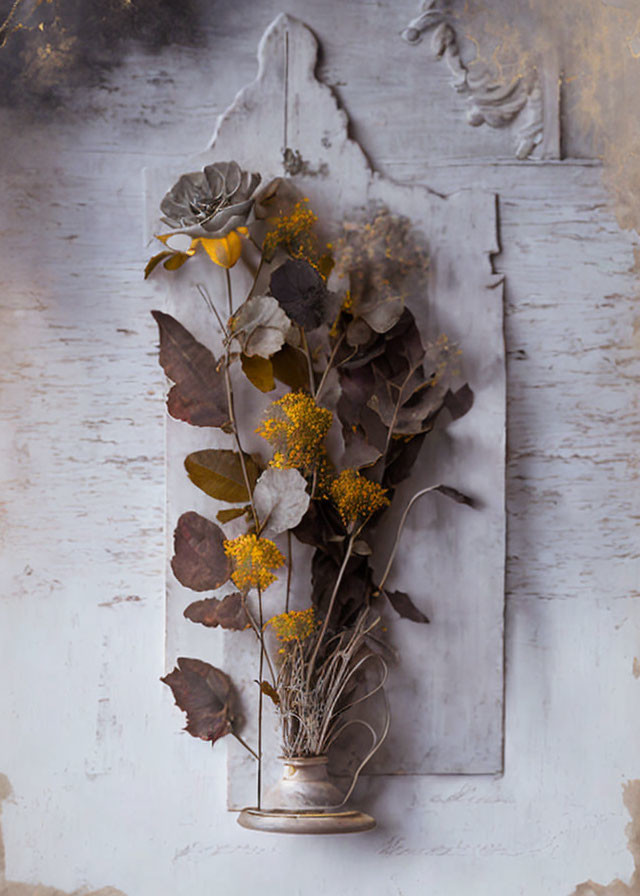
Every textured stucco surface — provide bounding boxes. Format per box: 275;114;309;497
0;1;639;894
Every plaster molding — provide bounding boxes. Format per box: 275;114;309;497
402;0;559;160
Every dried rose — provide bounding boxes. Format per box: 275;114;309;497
160;161;261;238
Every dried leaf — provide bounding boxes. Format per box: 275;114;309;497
352;540;372;556
217;506;250;524
151;311;230;429
253;468;310;535
161;657;234;743
269;259;328;330
443;383;474;420
171;511;231;592
271;344;310;391
145;250;173;279
163;251;191;271
384;588;429;624
232;294;293;358
311;550;374;630
435;484;475;507
184;449;259;503
184;593;249;630
353;290;405;334
259;681;280;706
241;353;276;392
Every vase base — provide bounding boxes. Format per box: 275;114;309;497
237;807;376;835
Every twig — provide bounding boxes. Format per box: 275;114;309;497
231;731;259;761
256;585;265;809
225;268;234;317
285;530;293;612
377;485;440;593
305;531;356;689
299;327;315;396
315;332;345;403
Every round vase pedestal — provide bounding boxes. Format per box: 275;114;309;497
237;756;375;835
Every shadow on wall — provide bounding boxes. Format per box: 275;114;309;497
0;774;126;896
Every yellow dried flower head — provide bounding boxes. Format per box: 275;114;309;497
262;201;334;278
223;533;286;592
256;392;333;476
268;607;318;642
263;201;319;262
330;469;390;527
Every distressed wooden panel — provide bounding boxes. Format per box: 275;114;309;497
144;13;505;808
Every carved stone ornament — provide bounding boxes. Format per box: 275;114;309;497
402;0;560;160
145;13;506;809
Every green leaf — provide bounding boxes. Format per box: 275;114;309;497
241;353;275;392
217;506;250;524
145;251;173;279
271;344;309;391
185;449;260;503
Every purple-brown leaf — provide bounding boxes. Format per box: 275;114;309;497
384;588;430;624
171;511;231;592
151;310;230;428
184;593;249;630
161;657;234;743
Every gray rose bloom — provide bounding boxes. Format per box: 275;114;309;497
160;161;261;238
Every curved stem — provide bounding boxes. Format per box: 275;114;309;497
377;485;440;593
315;332;345;403
299;327;315;396
305;531;356;689
247;255;265;299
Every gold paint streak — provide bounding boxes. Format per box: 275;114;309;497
461;0;640;233
0;774;127;896
570;780;640;895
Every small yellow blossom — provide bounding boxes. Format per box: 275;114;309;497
256;392;333;476
329;469;390;527
223;533;286;592
263;201;319;263
268;607;318;642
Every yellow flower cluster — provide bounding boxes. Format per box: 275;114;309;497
223;533;286;592
268;607;318;642
329;469;390;527
256;392;333;476
263;201;319;262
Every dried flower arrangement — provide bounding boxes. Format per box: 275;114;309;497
146;161;474;828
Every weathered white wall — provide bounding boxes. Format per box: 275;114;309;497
1;2;639;895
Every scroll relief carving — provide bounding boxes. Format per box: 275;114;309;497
402;0;544;160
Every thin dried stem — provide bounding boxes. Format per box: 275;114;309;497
314;332;345;403
305;531;356;689
377;485;440;593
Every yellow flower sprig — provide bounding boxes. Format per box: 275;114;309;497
256;392;333;477
268;607;318;642
223;533;286;593
329;469;390;528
